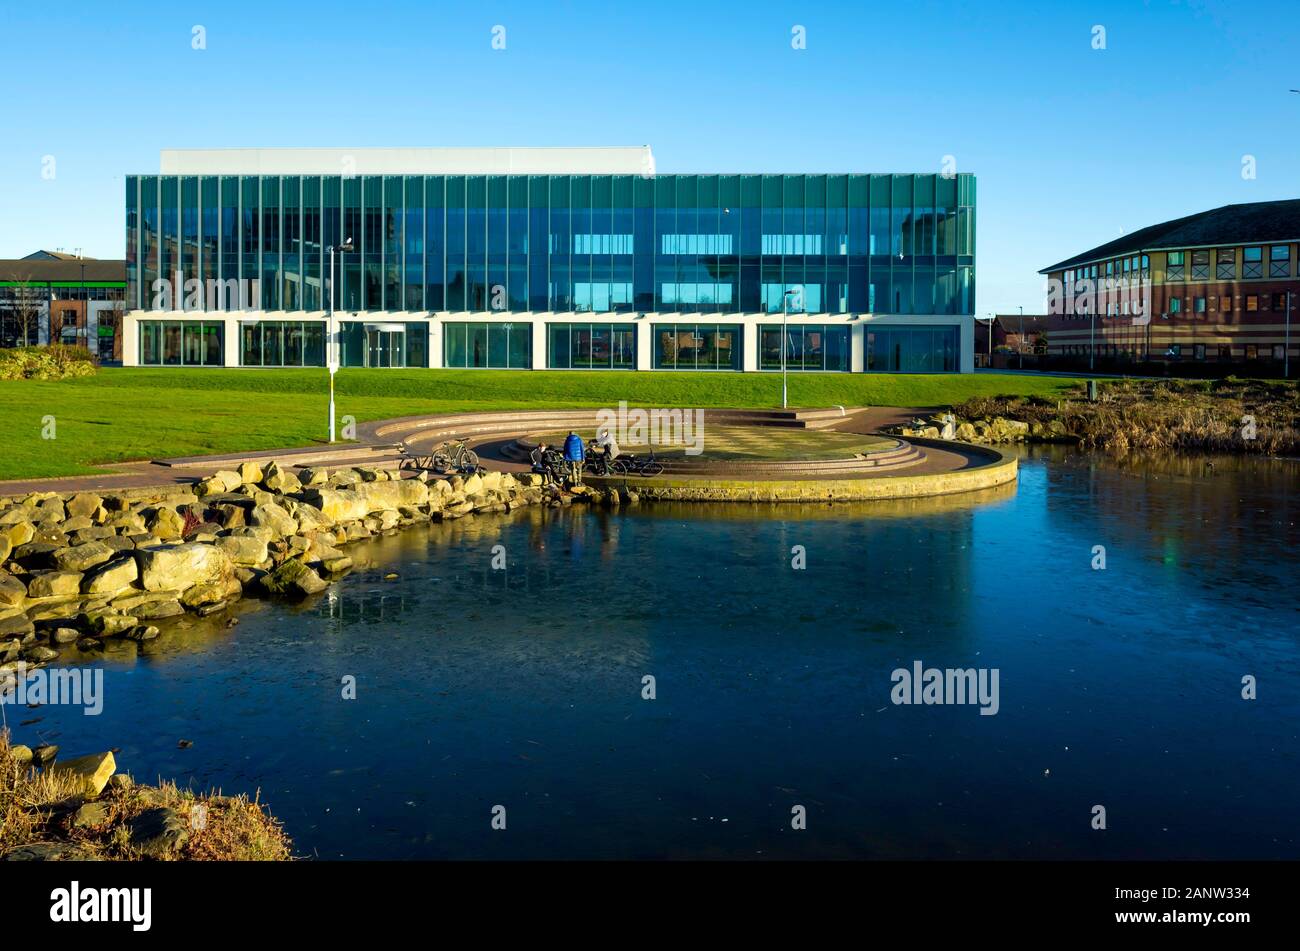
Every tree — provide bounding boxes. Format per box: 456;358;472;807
9;275;45;347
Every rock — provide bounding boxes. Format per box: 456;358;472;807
76;637;104;651
213;504;247;528
249;503;298;538
50;750;116;798
303;488;371;523
65;493;105;520
3;843;102;861
60;515;95;533
147;507;186;539
32;744;59;765
13;542;60;569
321;556;353;573
0;571;25;608
261;462;301;493
126;625;160;642
261;558;327;597
81;556;139;595
52;627;80;644
27;570;84;599
10;744;33;767
70;801;111;829
129;807;190;858
81;612;138;637
107;512;147;534
137;599;184;619
23;645;60;663
237;461;264;485
215;534;269;566
180;578;240;609
298;467;329;486
133;542;234;593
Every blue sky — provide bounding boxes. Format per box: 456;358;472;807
1;0;1297;314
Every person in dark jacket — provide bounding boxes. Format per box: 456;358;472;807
530;441;553;484
563;431;585;485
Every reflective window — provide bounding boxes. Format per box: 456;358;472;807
759;324;850;371
238;320;327;367
652;323;741;370
138;320;225;366
546;323;635;369
865;326;959;372
443;321;531;368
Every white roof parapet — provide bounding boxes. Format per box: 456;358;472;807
159;147;655;176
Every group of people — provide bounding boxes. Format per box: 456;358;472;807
530;429;620;487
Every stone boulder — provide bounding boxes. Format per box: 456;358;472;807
249;503;298;538
27;570;84;599
303;488;371;523
65;493;105;521
261;462;301;493
0;572;25;609
133;542;235;593
215;534;269;567
237;460;264;485
50;750;116;798
353;479;429;514
52;541;115;573
260;558;327;598
147;507;186;540
81;557;140;595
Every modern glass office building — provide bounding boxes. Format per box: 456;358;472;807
122;148;975;371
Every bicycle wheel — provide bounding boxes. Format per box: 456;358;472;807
642;460;665;477
610;458;629;475
460;449;479;470
431;451;452;473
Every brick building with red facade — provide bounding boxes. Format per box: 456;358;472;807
1037;200;1299;372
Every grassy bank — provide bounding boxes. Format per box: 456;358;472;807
0;732;290;861
0;368;1076;480
955;377;1300;454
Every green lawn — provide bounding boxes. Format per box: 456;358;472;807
0;368;1078;481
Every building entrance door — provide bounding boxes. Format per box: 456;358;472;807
365;327;406;367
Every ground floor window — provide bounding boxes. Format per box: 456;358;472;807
547;323;635;369
339;322;427;368
444;322;531;368
865;326;959;372
240;321;326;367
652;323;741;370
140;320;225;366
759;324;850;371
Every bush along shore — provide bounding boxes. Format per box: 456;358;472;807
0;461;630;859
892;378;1300;455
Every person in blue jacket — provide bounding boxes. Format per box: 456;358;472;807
563;431;585;485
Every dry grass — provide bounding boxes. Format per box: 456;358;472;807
0;730;292;861
955;377;1300;454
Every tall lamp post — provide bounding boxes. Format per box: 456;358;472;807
781;289;797;409
326;239;354;443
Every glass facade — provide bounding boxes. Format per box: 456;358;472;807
125;173;975;317
547;323;636;369
759;324;850;371
338;321;428;368
444;321;532;368
138;320;224;366
652;323;742;370
866;327;959;372
239;320;326;367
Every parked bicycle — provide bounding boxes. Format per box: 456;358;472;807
611;447;664;477
431;437;483;475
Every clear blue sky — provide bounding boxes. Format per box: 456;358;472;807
1;0;1297;315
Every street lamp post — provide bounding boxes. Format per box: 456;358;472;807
781;289;797;409
326;239;354;443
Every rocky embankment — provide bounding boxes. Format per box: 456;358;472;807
891;413;1074;445
0;461;637;681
